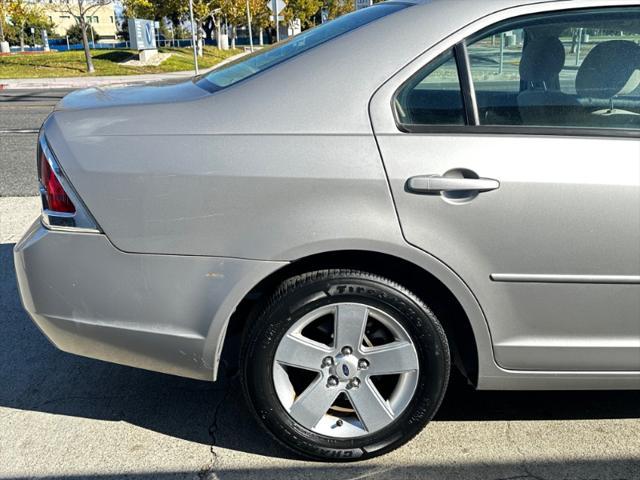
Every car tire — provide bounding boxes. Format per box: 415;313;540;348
241;269;450;461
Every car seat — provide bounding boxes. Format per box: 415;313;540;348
575;40;640;128
517;36;578;125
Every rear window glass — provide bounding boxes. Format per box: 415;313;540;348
196;3;410;92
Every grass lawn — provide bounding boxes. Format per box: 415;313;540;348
0;47;241;79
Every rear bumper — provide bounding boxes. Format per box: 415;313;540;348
13;220;286;380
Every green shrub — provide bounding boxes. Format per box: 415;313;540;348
65;24;100;44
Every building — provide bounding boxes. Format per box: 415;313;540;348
32;1;117;40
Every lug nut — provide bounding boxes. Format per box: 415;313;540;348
349;378;361;389
341;346;353;356
358;359;369;370
322;356;334;367
327;375;339;387
336;419;343;427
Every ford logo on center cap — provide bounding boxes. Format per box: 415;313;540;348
342;364;350;376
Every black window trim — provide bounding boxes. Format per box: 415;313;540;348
395;123;640;139
454;42;480;127
394;13;640;140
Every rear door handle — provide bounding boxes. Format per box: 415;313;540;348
407;175;500;194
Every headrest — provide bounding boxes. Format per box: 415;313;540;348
576;41;640;99
519;37;566;85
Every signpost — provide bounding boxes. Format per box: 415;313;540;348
155;20;161;48
41;29;50;52
267;0;286;43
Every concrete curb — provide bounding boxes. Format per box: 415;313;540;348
0;51;248;91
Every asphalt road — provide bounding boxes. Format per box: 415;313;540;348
1;197;640;479
0;89;71;197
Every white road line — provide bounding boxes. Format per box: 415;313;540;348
0;129;39;134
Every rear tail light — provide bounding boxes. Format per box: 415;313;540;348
38;144;76;214
37;134;99;232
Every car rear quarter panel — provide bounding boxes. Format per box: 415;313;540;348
44;0;547;261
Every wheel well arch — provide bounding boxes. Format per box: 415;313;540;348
222;249;479;386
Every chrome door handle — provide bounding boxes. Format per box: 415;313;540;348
406;175;500;194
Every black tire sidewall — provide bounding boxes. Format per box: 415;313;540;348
242;271;450;461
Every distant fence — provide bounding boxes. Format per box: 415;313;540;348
8;34;271;53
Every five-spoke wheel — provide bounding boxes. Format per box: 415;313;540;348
242;270;450;461
273;303;419;438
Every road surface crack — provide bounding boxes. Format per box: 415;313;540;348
503;421;547;480
198;360;238;480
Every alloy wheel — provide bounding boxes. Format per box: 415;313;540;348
272;302;419;438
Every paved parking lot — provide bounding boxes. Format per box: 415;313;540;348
1;197;639;480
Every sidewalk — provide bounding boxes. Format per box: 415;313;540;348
0;71;196;90
0;51;247;90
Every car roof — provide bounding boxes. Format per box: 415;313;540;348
187;0;640;137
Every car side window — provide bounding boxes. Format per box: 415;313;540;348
394;49;465;127
466;8;640;130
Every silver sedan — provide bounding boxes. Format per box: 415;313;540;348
14;0;640;461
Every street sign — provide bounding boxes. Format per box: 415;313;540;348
267;0;286;14
128;18;157;51
355;0;372;10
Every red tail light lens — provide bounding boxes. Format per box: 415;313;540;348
38;144;76;214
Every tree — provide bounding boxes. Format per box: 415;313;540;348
324;0;352;21
7;0;30;50
122;0;186;23
66;23;99;44
248;0;270;45
221;0;257;49
284;0;321;30
53;0;113;73
7;0;51;51
191;0;220;55
0;0;8;43
155;0;187;26
121;0;155;19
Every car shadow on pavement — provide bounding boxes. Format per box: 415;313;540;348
3;458;640;480
1;242;640;463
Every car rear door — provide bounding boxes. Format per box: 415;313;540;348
370;4;640;372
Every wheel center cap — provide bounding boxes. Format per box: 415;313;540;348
334;355;358;381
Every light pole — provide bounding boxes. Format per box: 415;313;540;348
246;0;254;52
188;0;199;75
